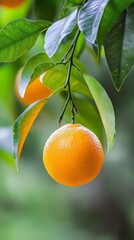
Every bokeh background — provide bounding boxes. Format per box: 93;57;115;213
0;1;134;239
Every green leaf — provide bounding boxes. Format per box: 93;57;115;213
0;19;51;62
60;0;83;17
65;95;104;144
84;74;115;152
31;62;55;83
104;5;134;90
86;43;105;63
43;60;91;98
45;9;78;57
74;33;85;57
49;39;73;63
13;99;47;170
97;0;134;47
78;0;109;44
20;53;55;97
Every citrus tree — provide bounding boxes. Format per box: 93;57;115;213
0;0;134;186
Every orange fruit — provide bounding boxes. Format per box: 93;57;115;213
15;69;53;105
0;0;25;8
43;124;104;187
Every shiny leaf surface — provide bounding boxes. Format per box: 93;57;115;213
13;99;47;170
0;19;51;62
104;5;134;90
45;9;77;57
78;0;109;44
84;74;116;152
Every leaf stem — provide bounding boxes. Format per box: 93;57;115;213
58;30;80;125
60;29;80;63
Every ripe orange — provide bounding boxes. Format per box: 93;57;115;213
43;124;104;187
0;0;25;8
15;69;53;105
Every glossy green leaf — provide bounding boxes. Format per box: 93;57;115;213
31;62;55;82
13;99;47;170
45;9;78;57
84;74;115;152
43;61;91;98
78;0;109;44
20;53;55;97
97;0;134;47
104;5;134;90
0;19;51;62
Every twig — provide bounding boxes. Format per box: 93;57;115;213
58;30;80;125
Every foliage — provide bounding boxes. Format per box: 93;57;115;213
0;0;134;168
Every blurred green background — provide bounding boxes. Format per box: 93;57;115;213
0;1;134;240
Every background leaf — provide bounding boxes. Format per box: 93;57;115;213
44;9;77;57
78;0;109;44
0;64;16;125
84;74;115;152
13;99;47;170
0;149;14;166
97;0;134;47
0;19;51;62
20;53;54;97
104;5;134;90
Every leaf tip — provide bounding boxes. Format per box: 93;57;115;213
114;85;122;92
13;151;20;172
106;132;116;154
16;164;19;173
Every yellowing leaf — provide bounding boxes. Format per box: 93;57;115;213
13;99;47;170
